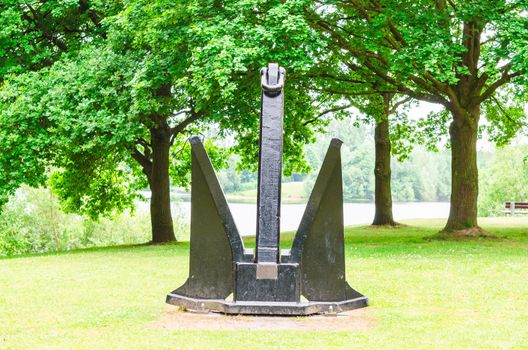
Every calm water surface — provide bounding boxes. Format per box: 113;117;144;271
170;201;450;236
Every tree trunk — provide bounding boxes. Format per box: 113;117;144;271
149;128;176;243
443;105;479;232
372;116;396;226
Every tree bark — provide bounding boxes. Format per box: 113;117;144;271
149;128;176;243
372;116;396;226
443;105;479;232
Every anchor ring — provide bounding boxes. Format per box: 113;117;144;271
261;67;286;93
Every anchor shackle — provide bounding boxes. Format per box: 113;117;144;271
261;63;286;94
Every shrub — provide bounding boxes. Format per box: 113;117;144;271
0;186;188;257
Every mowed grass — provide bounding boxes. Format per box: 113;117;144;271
226;181;307;204
1;217;527;349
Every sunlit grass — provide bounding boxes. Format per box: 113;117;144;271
1;218;527;349
226;181;308;204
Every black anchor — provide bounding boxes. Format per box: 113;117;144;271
166;63;368;315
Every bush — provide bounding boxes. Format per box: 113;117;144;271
0;186;188;257
479;144;528;216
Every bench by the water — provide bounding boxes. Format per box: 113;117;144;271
504;202;528;215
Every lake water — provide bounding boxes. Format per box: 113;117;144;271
169;201;450;236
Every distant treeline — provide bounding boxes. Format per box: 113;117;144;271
218;119;528;213
218;121;452;203
304;122;452;203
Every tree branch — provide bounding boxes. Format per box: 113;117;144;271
303;104;355;126
490;96;525;128
307;4;452;107
79;0;107;38
24;4;68;52
170;110;203;137
130;148;152;181
476;69;522;105
389;96;412;115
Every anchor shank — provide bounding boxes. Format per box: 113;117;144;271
256;63;285;264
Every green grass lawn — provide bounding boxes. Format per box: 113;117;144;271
1;217;527;349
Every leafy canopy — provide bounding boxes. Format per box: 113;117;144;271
0;0;328;217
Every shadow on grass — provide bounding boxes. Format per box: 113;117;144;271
3;218;527;260
0;240;190;260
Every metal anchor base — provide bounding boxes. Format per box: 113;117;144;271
166;292;369;316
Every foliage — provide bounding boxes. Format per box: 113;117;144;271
482;90;528;146
0;47;144;213
304;0;528;230
186;0;328;174
2;0;527;237
416;109;452;151
308;53;418;161
0;0;116;78
392;148;451;202
303;120;451;202
0;0;328;228
479;143;528;216
0;72;53;205
218;165;244;194
0;186;188;257
0;2;122;210
305;0;528;123
311;0;528;93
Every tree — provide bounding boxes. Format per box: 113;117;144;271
305;0;528;235
370;94;415;225
306;59;415;225
0;0;118;205
0;0;112;78
0;0;325;242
